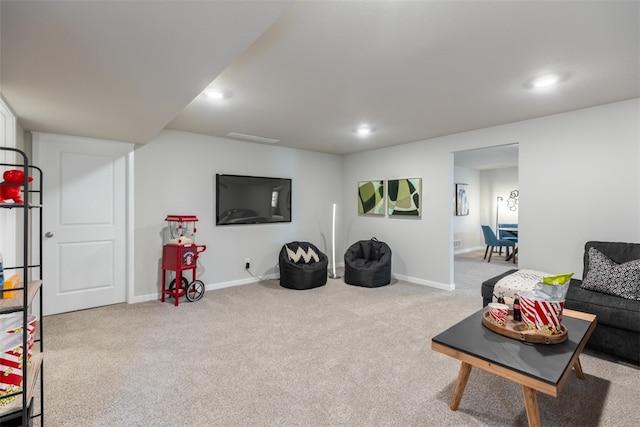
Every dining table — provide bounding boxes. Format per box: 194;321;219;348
498;226;518;262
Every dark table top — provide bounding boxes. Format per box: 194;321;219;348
432;308;593;386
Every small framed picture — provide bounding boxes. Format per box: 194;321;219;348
455;183;469;216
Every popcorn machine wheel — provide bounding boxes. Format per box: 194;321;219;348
161;215;207;306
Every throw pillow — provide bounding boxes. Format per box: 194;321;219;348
580;247;640;300
286;245;320;264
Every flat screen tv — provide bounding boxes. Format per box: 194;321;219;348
216;174;291;225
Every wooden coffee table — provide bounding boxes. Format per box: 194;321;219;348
431;308;596;427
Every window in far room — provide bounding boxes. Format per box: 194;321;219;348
272;186;285;217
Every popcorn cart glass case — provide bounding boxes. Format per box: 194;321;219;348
161;215;206;305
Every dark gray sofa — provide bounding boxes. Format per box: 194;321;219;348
564;241;640;364
481;241;640;365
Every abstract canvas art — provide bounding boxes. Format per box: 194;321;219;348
358;180;385;215
455;183;469;216
387;178;421;217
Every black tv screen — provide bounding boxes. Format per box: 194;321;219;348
216;174;291;225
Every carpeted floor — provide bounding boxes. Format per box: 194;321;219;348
454;249;516;295
38;256;638;427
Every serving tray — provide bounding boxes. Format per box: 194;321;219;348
482;309;568;344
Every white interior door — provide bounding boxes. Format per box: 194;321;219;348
34;133;132;315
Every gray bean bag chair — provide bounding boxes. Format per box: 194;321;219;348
279;241;328;290
344;238;392;287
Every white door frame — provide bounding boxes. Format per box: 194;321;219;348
125;149;135;304
33;132;135;312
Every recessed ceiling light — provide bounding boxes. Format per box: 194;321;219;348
204;89;225;99
532;74;559;88
354;125;374;137
204;88;233;100
526;73;569;90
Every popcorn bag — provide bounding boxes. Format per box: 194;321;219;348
488;302;509;327
519;273;573;335
1;313;37;358
0;312;37;406
0;334;25;407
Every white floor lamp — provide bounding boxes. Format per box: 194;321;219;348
495;196;503;233
330;203;340;279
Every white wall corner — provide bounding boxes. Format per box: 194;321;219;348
392;273;454;291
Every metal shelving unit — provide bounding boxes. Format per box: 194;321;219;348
0;147;44;426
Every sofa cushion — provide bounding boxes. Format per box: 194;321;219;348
581;247;640;300
565;279;640;333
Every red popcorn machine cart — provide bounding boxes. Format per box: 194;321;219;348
161;214;207;306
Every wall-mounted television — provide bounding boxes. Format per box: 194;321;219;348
216;174;292;225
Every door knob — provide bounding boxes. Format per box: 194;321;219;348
45;232;54;238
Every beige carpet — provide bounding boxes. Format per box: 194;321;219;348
39;263;638;427
454;249;516;294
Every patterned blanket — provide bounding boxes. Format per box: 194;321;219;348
494;269;550;301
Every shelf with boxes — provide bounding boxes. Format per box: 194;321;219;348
0;147;44;426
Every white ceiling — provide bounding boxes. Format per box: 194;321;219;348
0;0;292;142
1;1;638;159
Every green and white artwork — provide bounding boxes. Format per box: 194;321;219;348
358;180;385;215
387;178;421;217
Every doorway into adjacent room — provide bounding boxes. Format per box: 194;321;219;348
452;143;519;292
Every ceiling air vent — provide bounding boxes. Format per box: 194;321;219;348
226;132;280;144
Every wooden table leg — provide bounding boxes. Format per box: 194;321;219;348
522;386;541;427
573;357;585;379
450;362;472;411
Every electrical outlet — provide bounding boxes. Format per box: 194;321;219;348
245;258;250;270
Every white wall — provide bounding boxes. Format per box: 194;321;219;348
344;98;640;288
519;99;640;277
343;141;455;289
480;167;519;233
453;166;481;251
5;97;637;304
134;130;343;299
452;166;519;252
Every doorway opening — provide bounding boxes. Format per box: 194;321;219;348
452;143;519;291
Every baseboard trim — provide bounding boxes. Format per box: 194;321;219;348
129;270;452;304
129;273;280;304
454;246;485;255
392;273;454;291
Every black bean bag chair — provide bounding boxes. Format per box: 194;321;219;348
279;241;328;290
344;238;392;287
